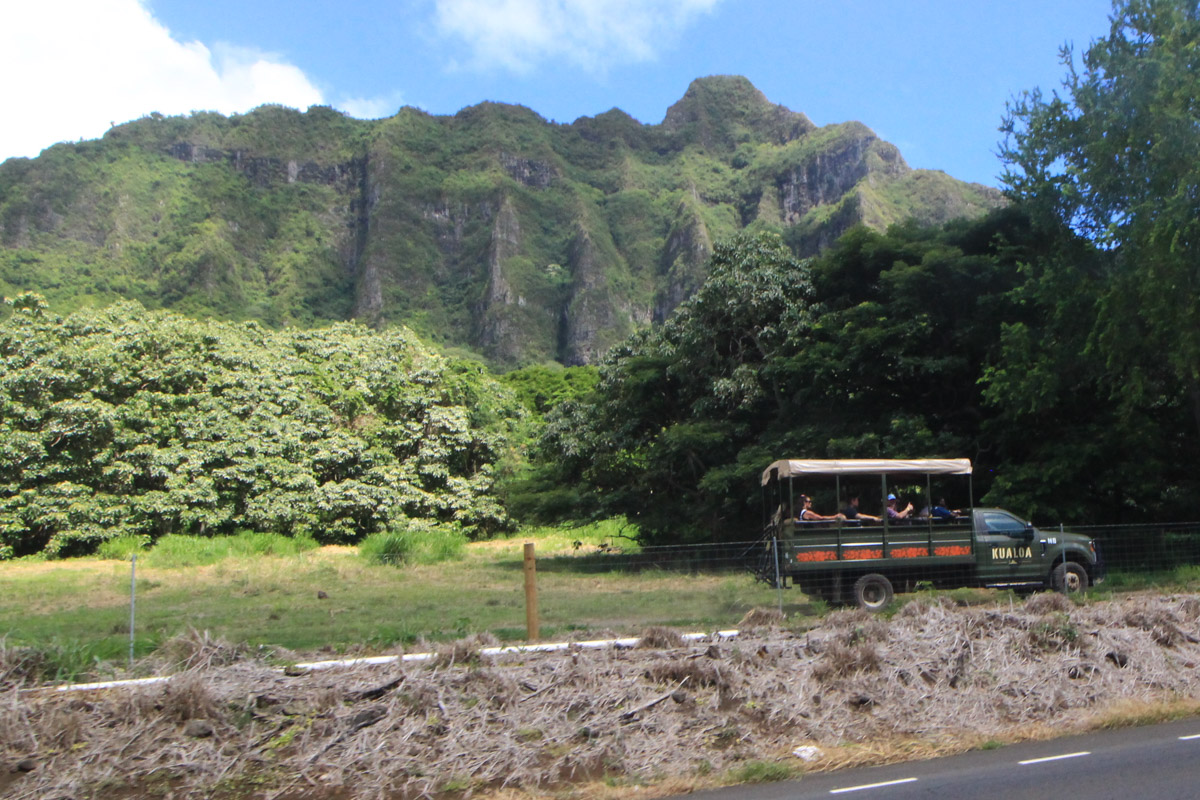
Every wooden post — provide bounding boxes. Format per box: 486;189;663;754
129;554;137;669
523;542;539;642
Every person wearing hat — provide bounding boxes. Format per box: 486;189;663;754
886;493;914;521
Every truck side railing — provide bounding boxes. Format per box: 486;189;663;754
778;518;976;565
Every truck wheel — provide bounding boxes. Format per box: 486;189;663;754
853;573;894;611
1051;562;1088;594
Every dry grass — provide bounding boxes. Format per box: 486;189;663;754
636;626;685;649
737;607;786;630
7;591;1200;799
432;632;501;668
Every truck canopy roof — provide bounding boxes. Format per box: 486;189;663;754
761;458;973;485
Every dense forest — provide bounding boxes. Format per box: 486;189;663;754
1;0;1197;558
0;298;523;559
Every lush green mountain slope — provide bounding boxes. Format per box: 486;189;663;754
0;76;1002;367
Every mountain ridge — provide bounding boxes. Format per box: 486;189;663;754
0;76;1003;366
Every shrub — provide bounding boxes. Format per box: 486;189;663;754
359;530;412;566
359;522;467;567
728;761;796;783
0;637;111;686
97;535;151;560
0;304;521;560
140;531;319;568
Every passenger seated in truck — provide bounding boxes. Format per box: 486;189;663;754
886;494;914;523
841;494;880;522
931;498;962;521
795;495;846;523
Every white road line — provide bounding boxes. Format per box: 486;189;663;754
1178;734;1200;740
1019;751;1090;765
829;777;918;794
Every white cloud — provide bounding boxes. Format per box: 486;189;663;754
0;0;325;162
339;91;408;121
433;0;722;73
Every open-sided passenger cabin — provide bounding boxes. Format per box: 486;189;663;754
761;458;976;564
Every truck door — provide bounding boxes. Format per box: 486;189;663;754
975;510;1038;587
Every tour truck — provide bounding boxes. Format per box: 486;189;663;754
755;459;1104;610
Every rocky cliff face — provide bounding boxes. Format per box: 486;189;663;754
476;196;524;362
655;197;713;323
561;222;635;366
0;77;1004;366
778;126;901;222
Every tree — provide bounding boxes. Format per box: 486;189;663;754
528;219;1028;543
534;231;817;542
1001;0;1200;439
0;303;523;558
790;215;1027;462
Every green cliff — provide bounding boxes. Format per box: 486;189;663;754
0;76;1002;366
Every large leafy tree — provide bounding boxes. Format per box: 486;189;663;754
0;299;522;559
538;231;818;542
785;213;1028;462
975;215;1195;522
532;219;1029;543
992;0;1200;520
1001;0;1200;440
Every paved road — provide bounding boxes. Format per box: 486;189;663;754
687;716;1200;799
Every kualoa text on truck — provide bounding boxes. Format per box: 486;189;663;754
755;459;1104;610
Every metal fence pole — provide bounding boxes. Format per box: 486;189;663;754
129;554;137;670
1060;523;1068;597
772;538;782;614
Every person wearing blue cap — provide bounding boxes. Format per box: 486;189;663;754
886;493;913;522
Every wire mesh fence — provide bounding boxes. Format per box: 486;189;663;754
532;541;758;575
538;521;1200;589
1076;521;1200;576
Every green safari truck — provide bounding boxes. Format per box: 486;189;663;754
756;458;1104;610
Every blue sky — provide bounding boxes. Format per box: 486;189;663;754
3;1;1116;187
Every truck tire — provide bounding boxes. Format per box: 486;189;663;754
1051;562;1088;594
853;573;894;611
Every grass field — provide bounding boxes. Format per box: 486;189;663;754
0;523;807;681
6;518;1186;684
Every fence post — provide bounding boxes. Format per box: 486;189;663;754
772;537;783;614
524;542;539;642
1060;523;1069;597
129;554;137;670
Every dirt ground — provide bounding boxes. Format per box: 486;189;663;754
5;591;1200;800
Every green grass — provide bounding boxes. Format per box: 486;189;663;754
1103;565;1200;592
98;530;320;567
727;760;798;784
358;525;467;566
0;635;133;684
0;522;799;680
